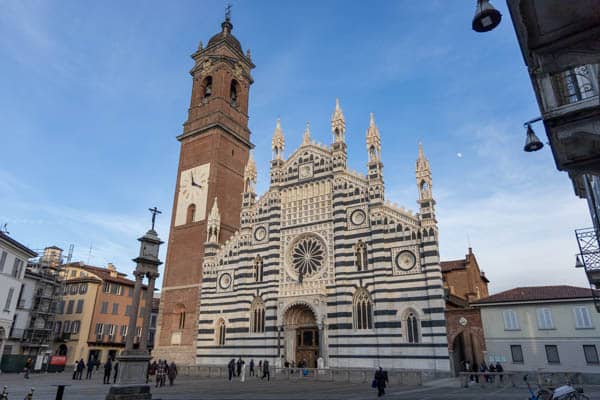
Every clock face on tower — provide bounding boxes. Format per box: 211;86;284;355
174;163;210;226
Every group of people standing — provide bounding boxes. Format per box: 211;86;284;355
71;357;118;384
147;359;178;387
464;360;504;383
227;358;270;381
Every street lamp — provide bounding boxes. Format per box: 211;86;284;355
523;118;544;152
472;0;502;32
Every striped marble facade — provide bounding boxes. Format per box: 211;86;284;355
197;104;449;371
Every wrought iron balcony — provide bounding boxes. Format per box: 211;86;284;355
575;227;600;312
552;65;597;107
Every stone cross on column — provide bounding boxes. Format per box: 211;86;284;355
107;216;163;400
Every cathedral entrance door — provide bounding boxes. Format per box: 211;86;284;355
296;327;319;368
283;304;319;368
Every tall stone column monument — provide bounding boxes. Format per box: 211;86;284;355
106;208;163;400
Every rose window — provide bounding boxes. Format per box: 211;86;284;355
291;236;325;278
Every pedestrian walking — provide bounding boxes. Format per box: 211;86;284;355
23;357;32;379
227;359;235;381
103;358;113;384
76;359;85;380
148;361;157;384
258;360;263;379
72;361;78;380
261;360;270;381
168;362;177;386
236;357;242;377
156;360;166;387
372;367;388;397
240;360;246;382
86;358;95;379
113;361;119;384
495;361;504;382
249;359;255;377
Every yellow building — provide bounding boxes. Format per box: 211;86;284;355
53;262;148;364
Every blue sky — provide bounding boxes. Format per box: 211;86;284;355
0;0;591;292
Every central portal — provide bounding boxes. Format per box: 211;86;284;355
283;304;319;368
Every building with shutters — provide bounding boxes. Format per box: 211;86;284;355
52;262;149;364
474;285;600;373
0;231;37;366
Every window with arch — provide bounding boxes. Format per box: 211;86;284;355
406;311;420;343
216;318;226;346
230;79;239;106
353;288;373;330
178;311;186;329
355;240;368;271
369;146;377;160
254;255;264;282
186;204;196;224
250;297;265;333
202;76;212;99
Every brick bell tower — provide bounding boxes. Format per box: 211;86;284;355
154;12;254;364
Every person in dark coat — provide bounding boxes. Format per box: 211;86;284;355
168;362;177;386
236;357;242;377
261;360;270;381
76;359;85;380
249;359;255;376
86;358;95;379
113;361;119;383
495;361;504;382
103;358;113;384
228;359;235;381
373;367;388;397
23;357;32;379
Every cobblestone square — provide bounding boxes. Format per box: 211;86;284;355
1;372;600;400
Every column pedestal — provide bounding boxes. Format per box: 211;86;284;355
106;353;152;400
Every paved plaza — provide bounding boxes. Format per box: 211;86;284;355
1;371;600;400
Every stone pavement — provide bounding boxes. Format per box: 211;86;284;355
1;371;599;399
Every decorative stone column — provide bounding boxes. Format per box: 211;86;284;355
125;270;145;352
139;271;159;351
106;208;163;400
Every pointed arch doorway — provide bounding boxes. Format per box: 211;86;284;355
282;304;320;368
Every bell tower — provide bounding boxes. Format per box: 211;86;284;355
154;12;254;364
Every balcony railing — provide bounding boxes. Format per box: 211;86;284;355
552;65;597;106
575;227;600;312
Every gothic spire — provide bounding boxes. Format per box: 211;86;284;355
331;98;346;142
271;118;285;160
206;197;221;243
366;113;381;161
302;122;311;146
416;142;430;172
244;151;257;184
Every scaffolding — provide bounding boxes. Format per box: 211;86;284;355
12;247;65;355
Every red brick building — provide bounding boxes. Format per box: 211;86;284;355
441;248;489;375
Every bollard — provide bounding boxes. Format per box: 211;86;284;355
23;387;34;400
55;385;66;400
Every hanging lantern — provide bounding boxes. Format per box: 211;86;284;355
523;124;544;152
472;0;502;32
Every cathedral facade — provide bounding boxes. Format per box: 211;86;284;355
154;16;449;371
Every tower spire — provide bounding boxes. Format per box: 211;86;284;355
207;198;221;243
271;118;285;160
366;112;381;162
416;143;436;226
244;151;257;190
331;98;346;143
302;122;311;146
222;3;233;34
